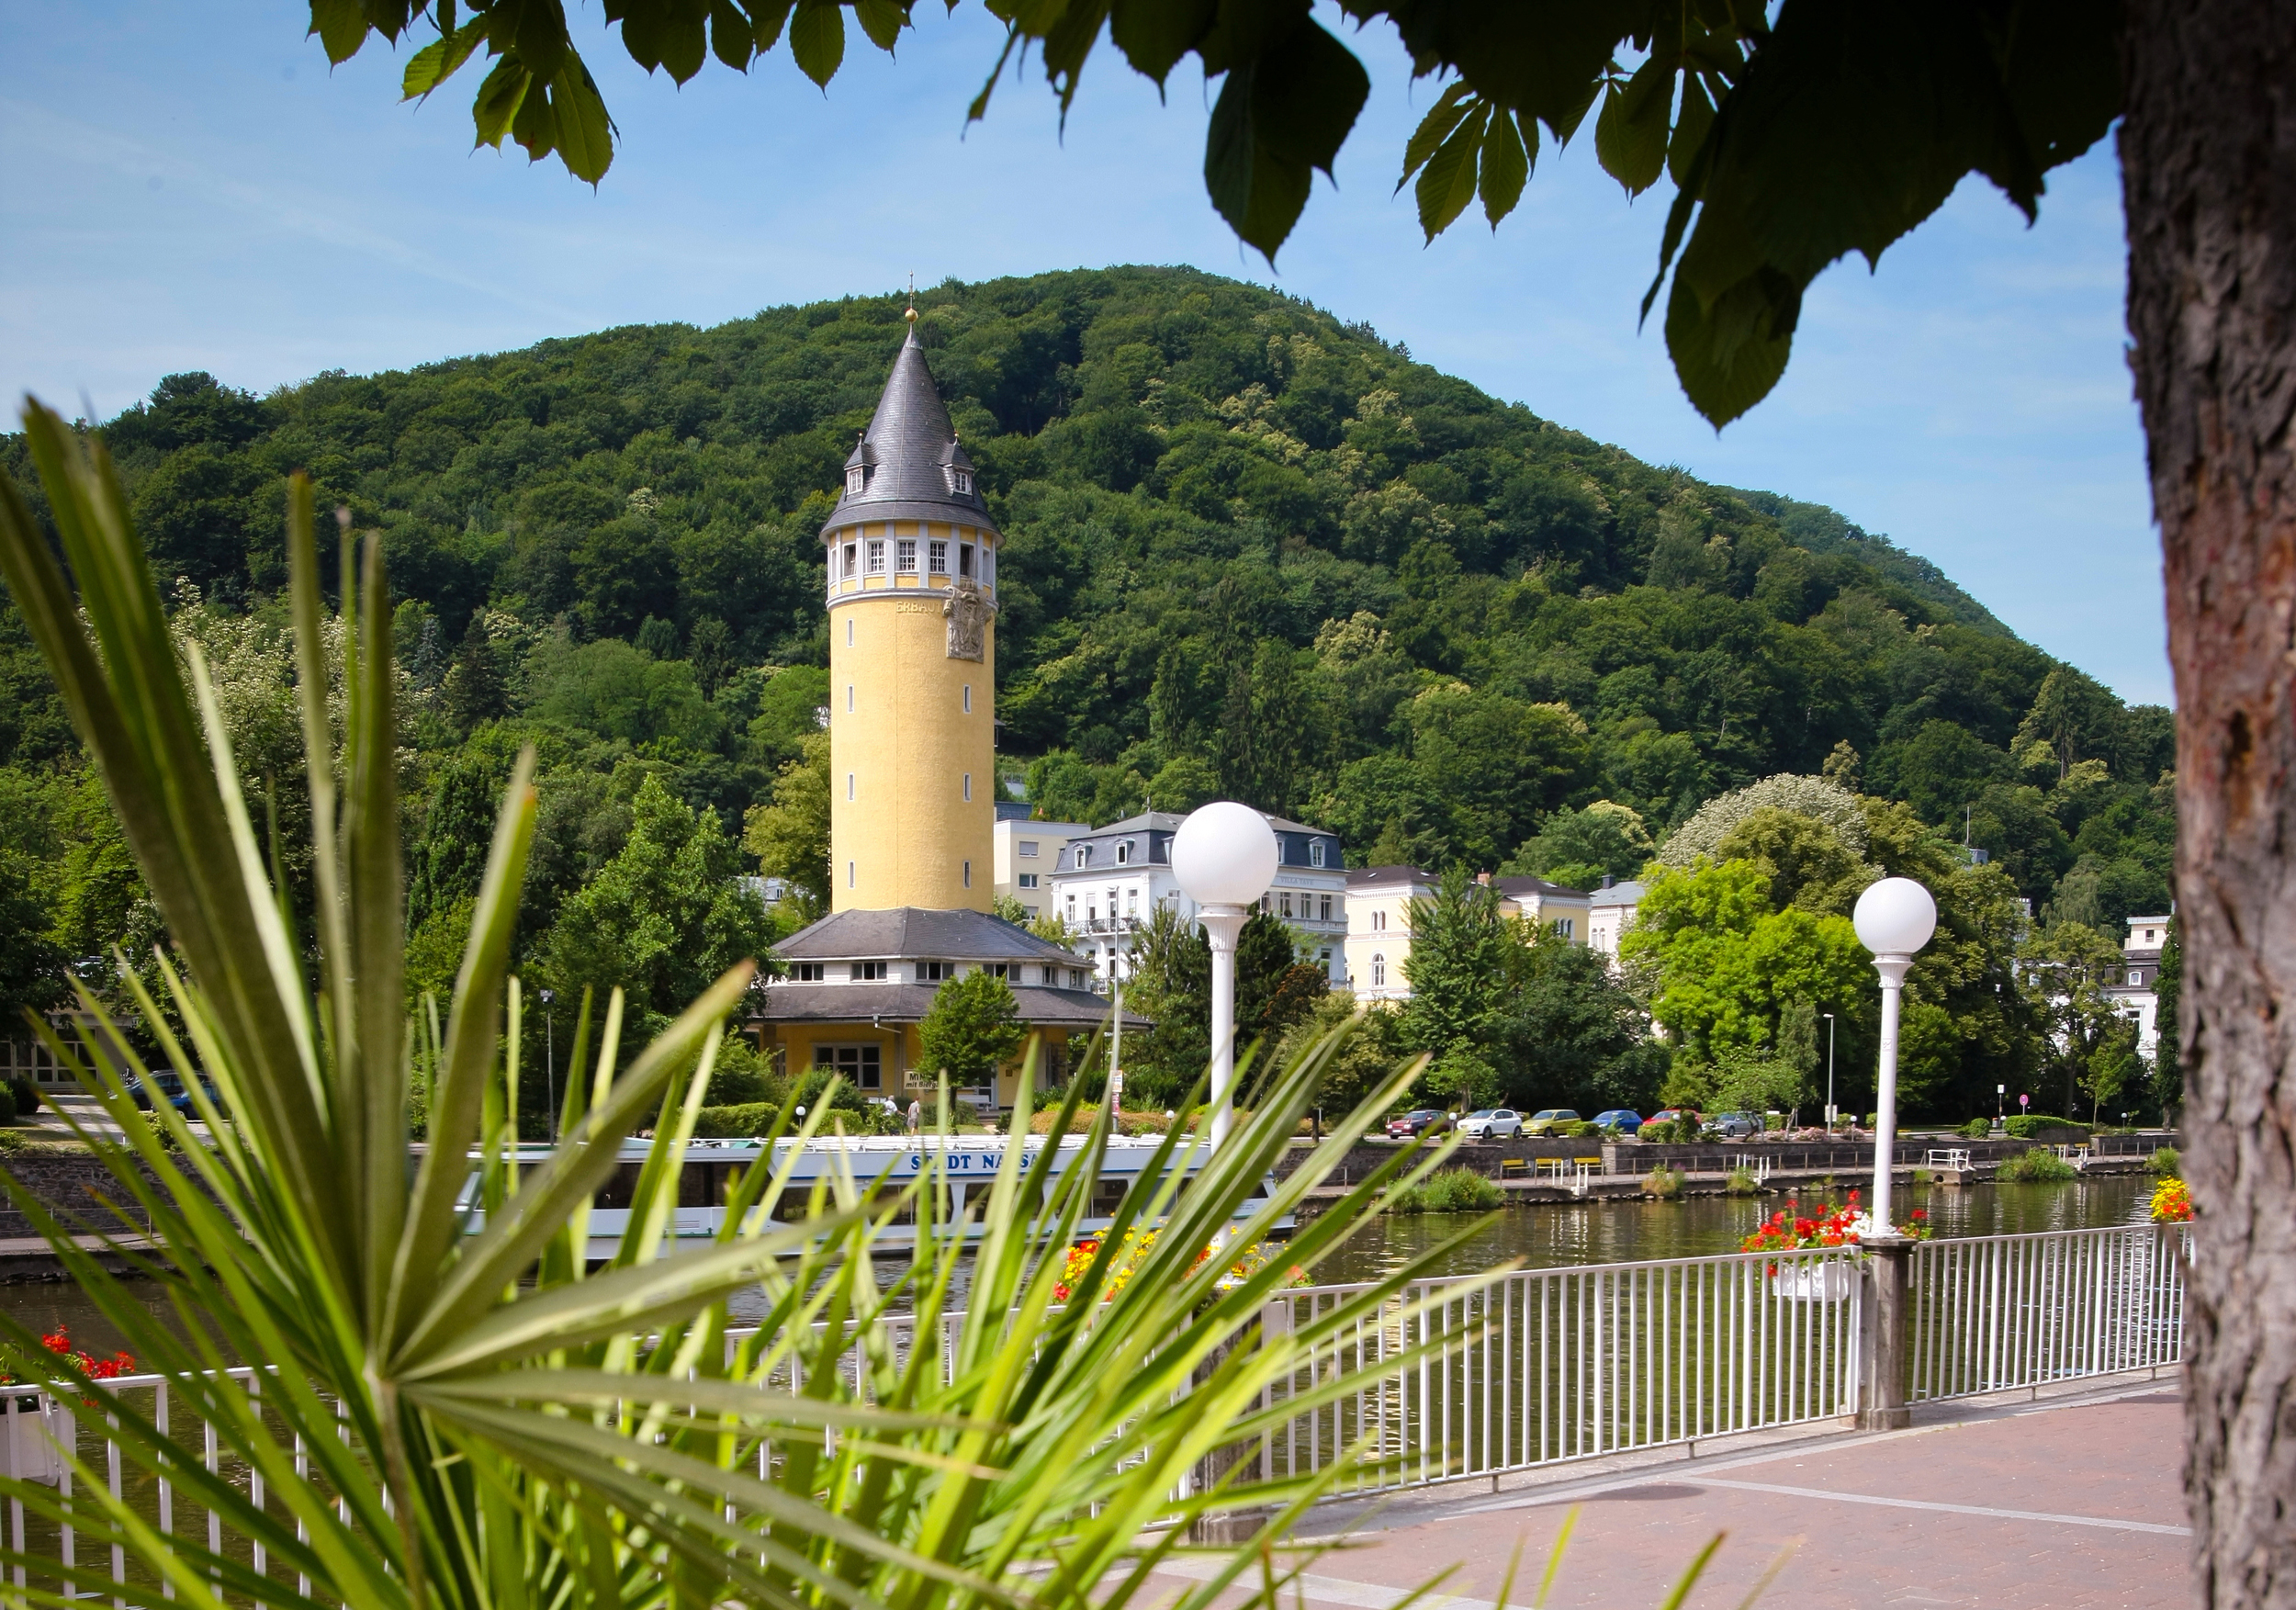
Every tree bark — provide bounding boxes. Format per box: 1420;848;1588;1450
2122;5;2296;1604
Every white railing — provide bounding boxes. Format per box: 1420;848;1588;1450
0;1227;2190;1582
1908;1222;2186;1402
1242;1244;1864;1497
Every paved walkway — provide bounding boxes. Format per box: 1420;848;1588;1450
1161;1380;2190;1609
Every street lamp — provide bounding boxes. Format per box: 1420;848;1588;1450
1852;877;1937;1232
1170;801;1278;1149
538;988;556;1140
1821;1011;1837;1132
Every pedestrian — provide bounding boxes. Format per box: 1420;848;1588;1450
906;1096;922;1135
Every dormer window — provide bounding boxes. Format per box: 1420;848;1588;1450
1310;839;1327;869
1075;844;1093;869
952;468;973;494
846;467;865;496
1115;841;1131;865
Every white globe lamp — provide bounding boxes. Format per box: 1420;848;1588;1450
1171;802;1280;1148
1852;877;1938;1233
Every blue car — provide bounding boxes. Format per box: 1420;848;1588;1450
1593;1109;1644;1135
169;1075;224;1119
126;1071;185;1110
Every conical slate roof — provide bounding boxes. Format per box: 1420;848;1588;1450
820;316;999;538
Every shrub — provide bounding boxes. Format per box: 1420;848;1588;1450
1910;1166;1932;1187
1642;1116;1700;1144
1723;1166;1760;1196
2148;1145;2182;1177
2004;1114;2089;1140
0;1128;26;1154
1958;1116;1992;1139
1385;1166;1503;1214
1998;1147;2077;1182
689;1101;783;1139
1559;1119;1601;1138
1646;1165;1684;1199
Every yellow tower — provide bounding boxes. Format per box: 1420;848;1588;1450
821;310;999;913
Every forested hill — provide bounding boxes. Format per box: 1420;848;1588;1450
0;265;2173;1025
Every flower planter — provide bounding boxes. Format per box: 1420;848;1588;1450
1769;1263;1856;1302
4;1394;66;1486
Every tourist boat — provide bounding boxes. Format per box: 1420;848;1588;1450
458;1132;1293;1262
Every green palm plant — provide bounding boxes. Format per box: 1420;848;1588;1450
0;401;1508;1610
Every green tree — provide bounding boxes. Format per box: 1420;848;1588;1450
1504;800;1653;888
442;613;507;734
742;730;830;922
408;742;513;929
1116;901;1207;1108
2019;921;2135;1123
916;970;1026;1088
1397;868;1514;1098
541;772;773;1050
1493;928;1667;1115
1623;859;1866;1062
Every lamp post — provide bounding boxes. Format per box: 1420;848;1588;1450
538;988;555;1141
1822;1011;1837;1132
1170;802;1279;1149
1851;877;1938;1231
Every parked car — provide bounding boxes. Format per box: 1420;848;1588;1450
1521;1109;1581;1136
1708;1110;1761;1141
1457;1108;1524;1141
126;1070;185;1111
1592;1109;1644;1135
1646;1108;1697;1132
169;1075;224;1119
1385;1109;1453;1139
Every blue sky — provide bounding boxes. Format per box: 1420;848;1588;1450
1;3;2167;704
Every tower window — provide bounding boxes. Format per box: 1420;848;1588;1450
963;860;973;888
953;468;973;494
846;618;854;647
929;539;949;574
866;539;886;575
848;861;856;888
962;685;972;713
982;545;996;585
846;685;854;713
963;773;973;802
896;538;917;573
958;543;974;578
846;467;864;496
847;772;855;800
842;543;857;579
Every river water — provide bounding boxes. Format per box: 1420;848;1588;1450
0;1174;2156;1351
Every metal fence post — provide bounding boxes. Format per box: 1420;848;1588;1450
1857;1238;1913;1430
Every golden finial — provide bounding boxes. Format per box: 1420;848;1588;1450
906;272;917;323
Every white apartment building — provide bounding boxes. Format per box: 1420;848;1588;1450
2105;913;2170;1055
992;805;1088;920
1041;810;1348;988
1345;866;1592;1004
1585;875;1646;970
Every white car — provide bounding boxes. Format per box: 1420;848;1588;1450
1456;1108;1525;1141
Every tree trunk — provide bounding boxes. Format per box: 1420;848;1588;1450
2122;5;2296;1604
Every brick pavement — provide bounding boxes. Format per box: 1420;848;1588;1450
1160;1382;2190;1610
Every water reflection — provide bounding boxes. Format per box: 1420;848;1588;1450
0;1177;2157;1341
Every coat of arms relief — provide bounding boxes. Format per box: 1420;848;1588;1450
943;579;986;661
